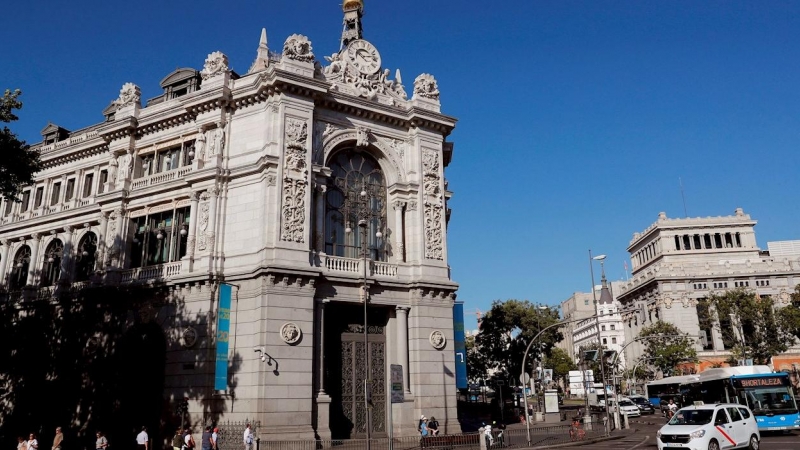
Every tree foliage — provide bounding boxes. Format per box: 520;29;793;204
465;334;489;383
639;320;697;375
709;289;794;365
544;346;577;385
0;89;42;200
778;285;800;343
474;299;562;383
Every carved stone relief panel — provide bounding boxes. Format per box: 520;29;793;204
422;149;443;260
280;118;309;243
196;192;211;251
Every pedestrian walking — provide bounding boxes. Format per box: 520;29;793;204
201;427;212;450
172;429;183;450
482;423;493;447
184;429;196;450
27;434;39;450
17;437;26;450
52;427;63;450
136;427;149;450
243;424;253;450
96;432;108;450
211;428;219;450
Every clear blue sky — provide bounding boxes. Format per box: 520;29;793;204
4;1;800;331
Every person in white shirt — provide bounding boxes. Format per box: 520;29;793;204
27;434;39;450
243;424;253;450
136;427;149;450
211;428;219;450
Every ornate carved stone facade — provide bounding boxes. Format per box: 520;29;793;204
0;2;458;442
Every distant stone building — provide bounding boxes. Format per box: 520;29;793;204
0;1;459;441
560;280;626;372
617;209;800;372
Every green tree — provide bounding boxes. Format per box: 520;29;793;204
474;299;562;383
465;334;490;383
0;89;41;200
709;289;794;365
778;285;800;342
543;346;577;386
639;320;697;375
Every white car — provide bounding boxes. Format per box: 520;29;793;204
608;397;641;417
657;403;760;450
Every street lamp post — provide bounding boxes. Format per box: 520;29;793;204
520;313;603;445
589;251;612;433
344;179;383;446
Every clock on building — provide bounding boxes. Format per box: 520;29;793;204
346;40;381;75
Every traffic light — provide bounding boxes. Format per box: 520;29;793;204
583;350;599;361
179;398;189;414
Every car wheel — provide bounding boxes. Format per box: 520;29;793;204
748;435;759;450
708;439;719;450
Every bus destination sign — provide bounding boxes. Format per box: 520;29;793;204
731;376;788;389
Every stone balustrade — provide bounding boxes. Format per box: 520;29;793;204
119;261;182;282
131;166;194;190
323;254;398;278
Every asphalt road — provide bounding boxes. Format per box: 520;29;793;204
559;415;800;450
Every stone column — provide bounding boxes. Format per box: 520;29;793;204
393;201;405;262
27;233;41;286
60;226;74;282
186;191;199;258
0;239;9;283
208;187;219;254
397;306;411;393
98;212;109;266
316;299;329;395
314;184;327;253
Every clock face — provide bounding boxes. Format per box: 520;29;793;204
346;40;381;75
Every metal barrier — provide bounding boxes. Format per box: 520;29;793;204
216;420;261;450
256;425;605;450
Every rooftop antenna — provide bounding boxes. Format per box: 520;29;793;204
679;177;688;218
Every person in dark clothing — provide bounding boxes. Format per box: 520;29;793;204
427;417;439;436
201;427;212;450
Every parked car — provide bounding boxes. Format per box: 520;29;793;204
607;397;641;417
657;403;759;450
628;395;657;415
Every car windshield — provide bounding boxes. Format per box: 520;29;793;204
630;397;647;404
668;409;713;426
620;400;635;406
741;387;799;415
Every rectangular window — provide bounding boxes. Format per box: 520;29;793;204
602;338;607;345
50;182;61;206
704;234;712;249
3;198;12;216
183;140;196;166
34;186;44;208
65;179;75;200
21;190;30;212
612;337;617;344
158;147;181;172
137;155;155;178
83;173;94;198
601;325;606;331
98;170;108;194
610;324;615;331
693;235;702;249
714;234;723;249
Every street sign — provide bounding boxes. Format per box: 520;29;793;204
390;364;404;403
496;380;505;386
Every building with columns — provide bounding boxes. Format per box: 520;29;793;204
617;209;800;373
0;1;460;442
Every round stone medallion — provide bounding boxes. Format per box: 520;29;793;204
182;327;198;348
429;330;446;350
280;322;302;345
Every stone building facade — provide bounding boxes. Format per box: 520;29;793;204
0;2;459;441
617;209;800;372
561;281;626;371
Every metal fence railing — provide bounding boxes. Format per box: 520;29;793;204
217;420;261;450
256;424;606;450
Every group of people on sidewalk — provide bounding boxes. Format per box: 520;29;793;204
16;427;68;450
417;415;440;437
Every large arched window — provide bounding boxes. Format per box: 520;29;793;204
325;150;387;261
40;239;64;287
75;232;98;281
10;245;31;289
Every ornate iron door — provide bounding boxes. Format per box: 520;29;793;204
341;330;386;437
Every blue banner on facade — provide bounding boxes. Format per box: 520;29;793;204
453;303;468;389
214;283;232;391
